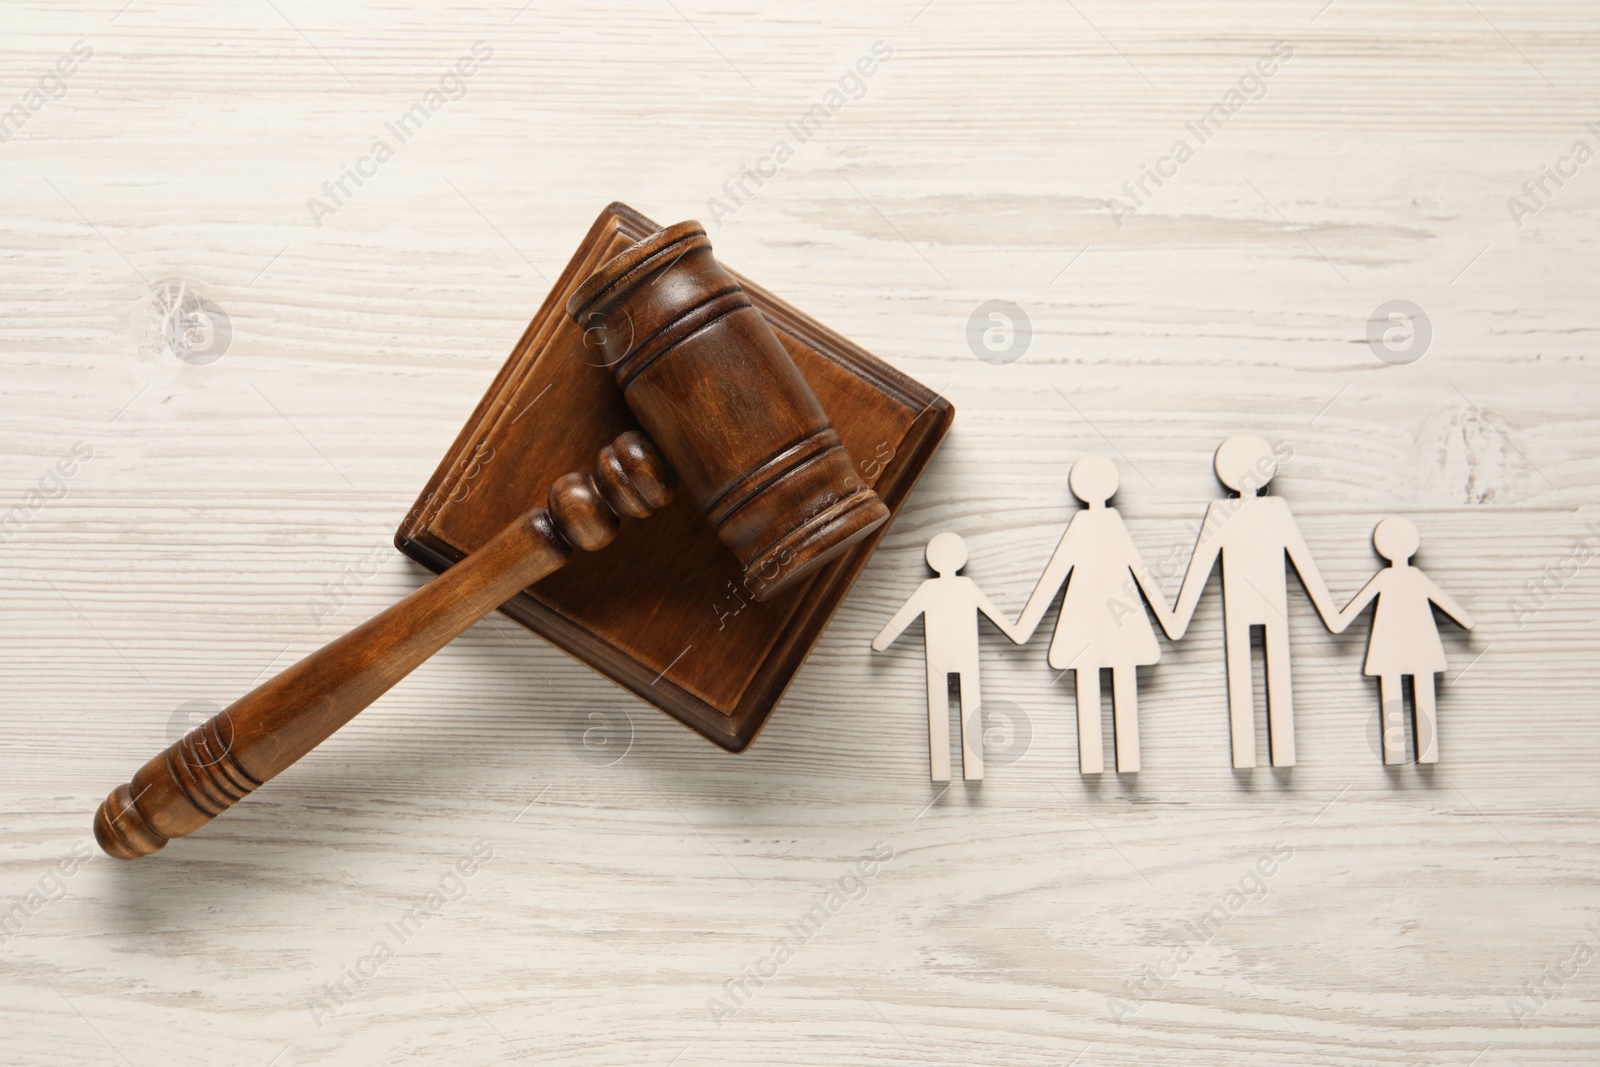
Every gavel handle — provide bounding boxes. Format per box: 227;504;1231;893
94;432;673;859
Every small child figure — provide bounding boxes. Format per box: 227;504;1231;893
872;532;1022;782
1332;517;1475;765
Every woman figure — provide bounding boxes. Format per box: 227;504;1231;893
1332;516;1475;765
1013;456;1176;774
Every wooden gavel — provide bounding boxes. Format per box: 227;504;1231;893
94;221;889;859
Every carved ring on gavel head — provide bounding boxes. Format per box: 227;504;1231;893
93;221;888;860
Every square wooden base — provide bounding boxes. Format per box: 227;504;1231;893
395;202;952;751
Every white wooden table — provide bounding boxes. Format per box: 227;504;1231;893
3;2;1597;1063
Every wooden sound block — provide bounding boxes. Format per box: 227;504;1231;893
395;202;953;752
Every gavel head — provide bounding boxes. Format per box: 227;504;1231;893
568;221;889;601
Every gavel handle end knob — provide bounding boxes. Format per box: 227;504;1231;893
94;707;261;860
94;783;168;860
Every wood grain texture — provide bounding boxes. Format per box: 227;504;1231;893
2;1;1597;1065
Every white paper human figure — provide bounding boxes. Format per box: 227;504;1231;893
872;532;1022;782
1331;516;1474;765
1169;435;1339;768
1012;456;1175;774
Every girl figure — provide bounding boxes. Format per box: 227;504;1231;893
1332;517;1475;765
1013;456;1177;774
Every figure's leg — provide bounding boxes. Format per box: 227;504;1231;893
1413;674;1439;764
926;668;951;783
1378;674;1405;765
1263;623;1296;767
956;670;984;781
1225;621;1256;769
1111;667;1140;773
1074;669;1104;775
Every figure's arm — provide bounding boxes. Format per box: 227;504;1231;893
1282;511;1340;632
1169;507;1223;639
1330;574;1381;634
1013;535;1075;644
976;589;1025;644
1131;557;1179;641
871;584;928;651
1423;574;1476;630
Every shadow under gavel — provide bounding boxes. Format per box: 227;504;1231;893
95;220;889;859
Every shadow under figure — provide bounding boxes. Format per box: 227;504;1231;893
1013;456;1176;774
1332;516;1475;765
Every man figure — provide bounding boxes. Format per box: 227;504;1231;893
1169;435;1339;768
872;532;1021;782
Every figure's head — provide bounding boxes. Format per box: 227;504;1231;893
1373;516;1419;564
1214;434;1277;495
925;531;968;576
1069;455;1118;508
